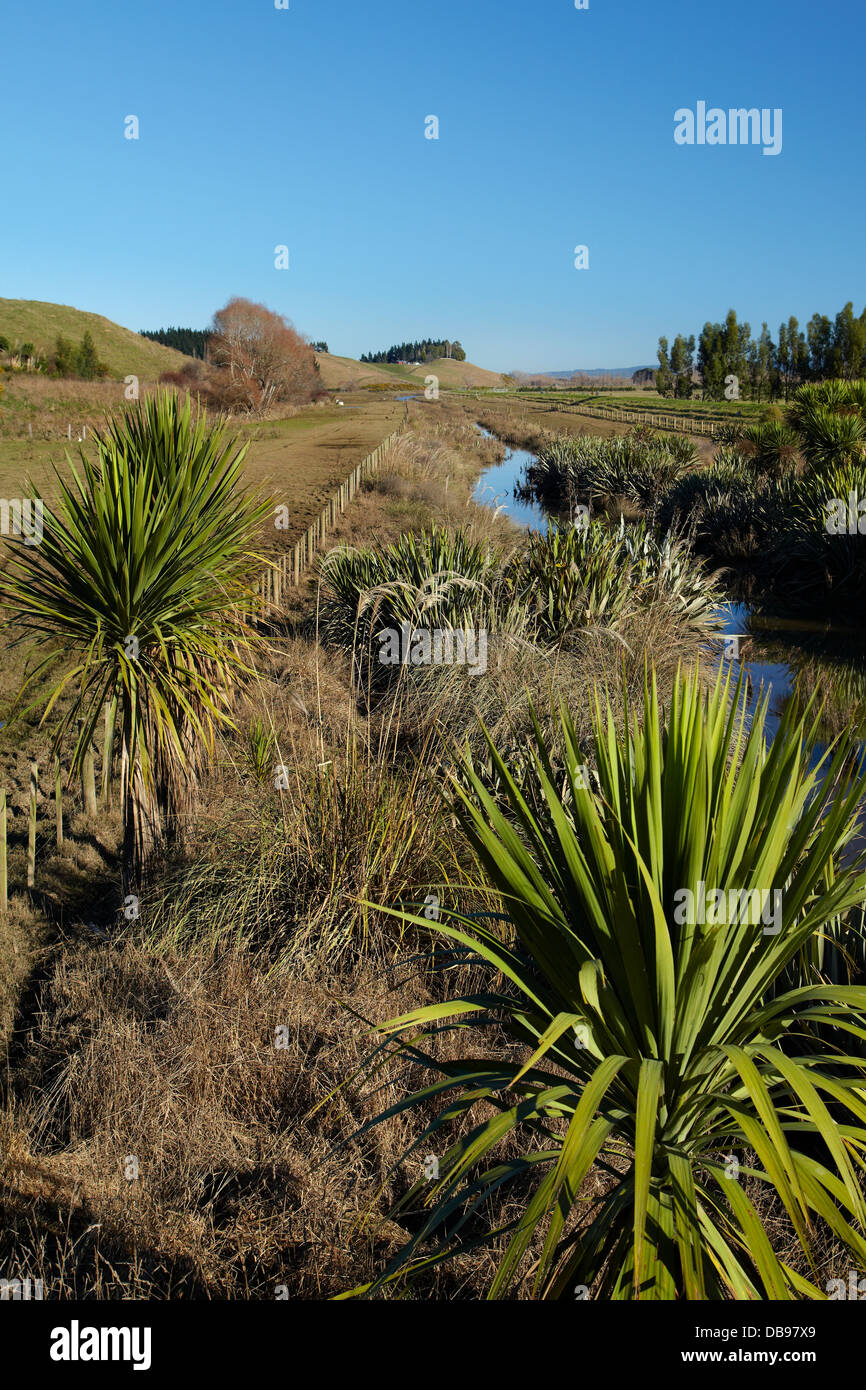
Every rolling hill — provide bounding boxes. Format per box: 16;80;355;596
0;299;194;379
402;358;508;389
315;351;508;392
314;353;416;390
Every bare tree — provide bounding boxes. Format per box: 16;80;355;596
207;298;322;412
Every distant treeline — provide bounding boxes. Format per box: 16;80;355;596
657;300;866;402
141;328;330;360
140;327;211;359
360;338;466;364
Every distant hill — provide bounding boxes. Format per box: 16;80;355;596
0;299;194;379
403;357;507;389
315;353;416;389
0;302;509;393
316;352;507;391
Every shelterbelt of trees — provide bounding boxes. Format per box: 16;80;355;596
139;326;211;358
360;337;466;364
140;327;331;359
656;299;866;401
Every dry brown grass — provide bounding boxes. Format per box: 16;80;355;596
0;373;152;439
0;943;485;1298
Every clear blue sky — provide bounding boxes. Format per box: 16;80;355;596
3;0;864;372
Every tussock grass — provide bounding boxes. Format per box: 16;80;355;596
133;731;467;967
0;943;499;1298
527;426;697;510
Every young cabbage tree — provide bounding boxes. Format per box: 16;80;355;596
0;392;268;886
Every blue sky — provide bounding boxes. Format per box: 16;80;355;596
3;0;864;372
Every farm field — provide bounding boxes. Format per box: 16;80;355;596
583;391;770;419
0;377;402;535
475;388;769;421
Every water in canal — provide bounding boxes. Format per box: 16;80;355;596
472;424;866;760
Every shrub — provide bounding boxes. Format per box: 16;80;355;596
513;519;721;641
318;526;523;674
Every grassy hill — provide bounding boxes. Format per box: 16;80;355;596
402;357;507;389
316;351;507;392
0;299;193;380
314;353;416;390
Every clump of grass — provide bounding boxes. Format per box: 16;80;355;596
787;379;866;469
318;526;530;693
132;733;466;967
515;518;721;642
527;426;696;509
314;512;719;778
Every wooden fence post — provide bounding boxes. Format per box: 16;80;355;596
0;790;7;917
27;762;37;889
101;701;115;808
55;755;63;847
82;740;97;817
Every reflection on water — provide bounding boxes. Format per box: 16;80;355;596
472;426;551;532
472;423;866;762
715;601;866;757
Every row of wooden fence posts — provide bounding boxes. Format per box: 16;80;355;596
0;710;115;911
249;430;399;618
22;423;88;440
563;401;719;437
